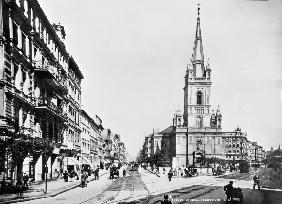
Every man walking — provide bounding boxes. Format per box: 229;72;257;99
168;168;173;182
0;171;6;194
63;171;69;182
23;173;29;189
253;173;260;190
15;178;23;198
95;166;99;180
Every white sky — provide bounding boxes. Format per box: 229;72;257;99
38;0;282;157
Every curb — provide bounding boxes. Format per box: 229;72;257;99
0;171;109;204
146;169;160;177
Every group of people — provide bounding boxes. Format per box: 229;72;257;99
0;172;29;198
62;166;100;184
212;165;226;176
63;170;79;182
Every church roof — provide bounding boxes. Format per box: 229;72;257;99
160;126;174;134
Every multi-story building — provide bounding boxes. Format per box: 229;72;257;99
81;110;104;170
0;0;85;181
101;128;127;164
140;6;265;168
90;114;103;167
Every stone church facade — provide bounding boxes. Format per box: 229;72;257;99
142;6;266;168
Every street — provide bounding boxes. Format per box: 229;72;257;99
19;167;282;204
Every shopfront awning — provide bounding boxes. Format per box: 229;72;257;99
82;157;92;166
64;157;80;166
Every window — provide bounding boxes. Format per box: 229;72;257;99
197;91;202;105
13;22;18;45
21;33;26;55
196;116;203;128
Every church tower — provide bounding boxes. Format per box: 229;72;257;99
183;5;212;129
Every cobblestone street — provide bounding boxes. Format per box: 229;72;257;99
5;167;280;204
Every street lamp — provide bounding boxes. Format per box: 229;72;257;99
186;126;189;167
44;155;48;194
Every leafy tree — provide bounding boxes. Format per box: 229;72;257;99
266;148;282;170
239;160;250;173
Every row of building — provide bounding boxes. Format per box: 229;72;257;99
0;0;127;181
138;6;266;168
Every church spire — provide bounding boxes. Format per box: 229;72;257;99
192;4;205;77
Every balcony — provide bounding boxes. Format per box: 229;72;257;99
8;87;34;107
90;148;98;155
34;62;68;95
35;97;67;121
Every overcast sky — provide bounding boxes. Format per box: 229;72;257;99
38;0;282;157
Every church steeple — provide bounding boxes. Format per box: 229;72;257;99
183;4;213;128
192;4;205;78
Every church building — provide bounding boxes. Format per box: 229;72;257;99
142;6;266;168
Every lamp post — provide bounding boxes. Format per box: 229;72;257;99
44;155;48;194
186;126;189;167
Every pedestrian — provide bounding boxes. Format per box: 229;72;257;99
123;169;126;177
109;167;113;179
23;173;29;189
168;168;173;182
54;169;59;179
63;171;69;182
15;178;23;198
0;171;6;194
224;181;234;203
161;194;172;204
84;171;88;186
81;172;86;188
253;173;260;190
95;166;99;180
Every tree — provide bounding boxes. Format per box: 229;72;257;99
266;148;282;170
239;160;250;173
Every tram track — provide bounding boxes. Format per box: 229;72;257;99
78;171;138;204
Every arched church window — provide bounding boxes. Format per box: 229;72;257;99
196;116;203;128
197;91;202;105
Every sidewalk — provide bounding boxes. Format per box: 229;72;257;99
0;170;108;204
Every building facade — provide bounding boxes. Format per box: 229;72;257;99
0;0;127;182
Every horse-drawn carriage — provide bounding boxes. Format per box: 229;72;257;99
183;167;199;177
109;166;119;179
224;182;243;204
212;168;225;176
230;188;243;204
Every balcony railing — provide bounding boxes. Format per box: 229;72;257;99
34;62;68;94
35;97;67;120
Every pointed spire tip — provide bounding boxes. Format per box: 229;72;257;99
197;3;201;17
